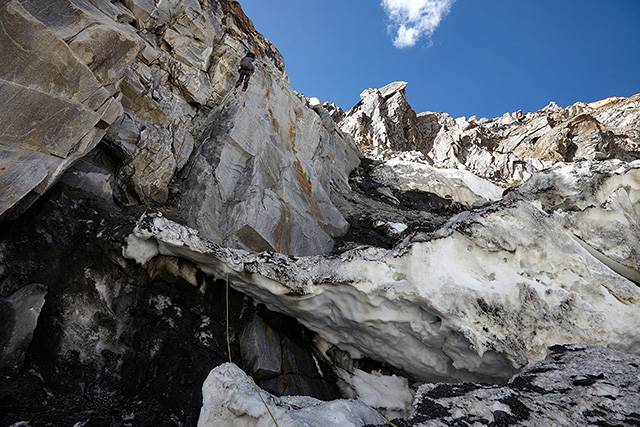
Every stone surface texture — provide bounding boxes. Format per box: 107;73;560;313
0;284;48;373
240;315;282;380
0;0;359;256
373;345;640;427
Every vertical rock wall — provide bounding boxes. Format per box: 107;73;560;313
0;0;360;255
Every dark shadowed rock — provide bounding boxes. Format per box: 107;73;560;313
0;284;48;373
239;315;282;380
259;373;339;402
281;336;319;377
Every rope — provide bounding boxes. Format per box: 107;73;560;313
249;375;279;426
224;252;279;427
225;253;232;364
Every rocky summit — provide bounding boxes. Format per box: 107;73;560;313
1;1;639;426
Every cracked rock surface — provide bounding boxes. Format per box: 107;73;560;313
370;345;640;427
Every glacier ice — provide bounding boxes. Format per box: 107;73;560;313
126;159;640;384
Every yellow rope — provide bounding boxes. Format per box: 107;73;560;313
249;375;280;426
224;252;279;426
225;252;232;364
384;423;399;427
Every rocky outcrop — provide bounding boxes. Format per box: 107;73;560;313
0;0;359;255
339;82;425;155
376;345;640;427
340;81;640;186
0;0;127;219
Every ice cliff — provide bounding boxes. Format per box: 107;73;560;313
1;0;640;426
127;157;640;385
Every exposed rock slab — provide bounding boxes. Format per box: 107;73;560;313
0;0;129;218
1;0;359;256
0;284;48;373
376;345;640;427
240;315;282;380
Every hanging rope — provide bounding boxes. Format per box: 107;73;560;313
224;252;279;426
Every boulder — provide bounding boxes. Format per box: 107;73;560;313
240;316;282;380
0;284;48;373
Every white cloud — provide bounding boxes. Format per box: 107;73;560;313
382;0;455;48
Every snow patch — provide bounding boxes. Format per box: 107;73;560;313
198;363;386;426
130;199;640;384
123;233;159;265
341;369;414;419
375;153;504;205
308;97;321;107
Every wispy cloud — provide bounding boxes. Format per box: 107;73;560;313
382;0;455;48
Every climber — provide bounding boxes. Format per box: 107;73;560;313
235;52;257;92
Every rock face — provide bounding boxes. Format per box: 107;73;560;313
339;82;425;155
0;1;359;423
240;315;283;380
0;0;359;255
374;345;640;427
340;81;640;185
0;0;126;219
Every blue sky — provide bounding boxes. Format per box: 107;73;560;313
238;0;640;120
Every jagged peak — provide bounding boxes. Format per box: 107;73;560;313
541;101;562;113
359;81;408;100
